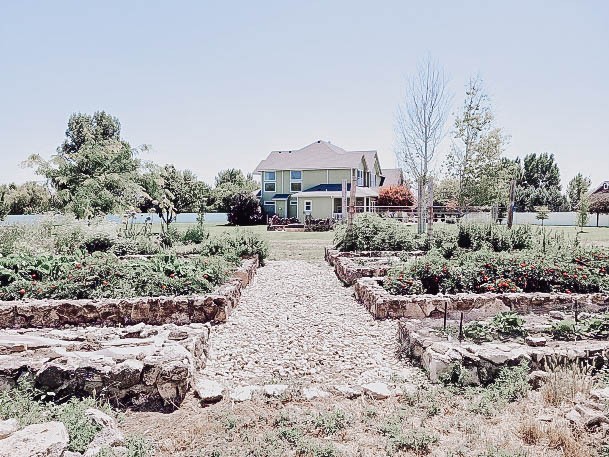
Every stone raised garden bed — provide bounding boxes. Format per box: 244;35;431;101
0;322;209;408
324;247;413;266
0;257;258;329
398;317;609;385
354;276;609;320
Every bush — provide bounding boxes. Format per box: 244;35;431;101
470;361;530;415
227;192;264;226
334;214;420;252
182;224;209;244
377;185;415;207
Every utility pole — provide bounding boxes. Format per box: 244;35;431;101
507;179;516;229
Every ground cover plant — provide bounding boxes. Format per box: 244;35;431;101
0;216;267;300
384;248;609;295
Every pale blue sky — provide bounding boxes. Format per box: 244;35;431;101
1;1;608;189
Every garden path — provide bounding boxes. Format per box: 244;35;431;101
204;260;423;389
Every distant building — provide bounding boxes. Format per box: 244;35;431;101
253;140;401;220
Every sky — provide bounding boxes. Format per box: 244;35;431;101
1;0;608;190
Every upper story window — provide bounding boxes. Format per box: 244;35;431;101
604;182;609;190
290;170;302;192
264;171;276;192
357;169;364;186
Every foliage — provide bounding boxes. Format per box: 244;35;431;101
567;173;591;211
313;410;348;436
549;320;582;340
379;419;438;455
515;153;568;212
0;181;54;215
490;312;525;337
577;189;590;231
0;379;113;453
385;249;609;295
210;169;258;213
27;111;145;218
590;194;609;216
227;191;264;226
377;185;415;207
463;321;494;343
470;361;530;415
445;77;514;206
334;213;421;252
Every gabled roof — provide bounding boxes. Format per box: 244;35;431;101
381;168;404;187
254;140;371;173
591;181;609;195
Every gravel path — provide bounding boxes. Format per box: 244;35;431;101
205;260;420;388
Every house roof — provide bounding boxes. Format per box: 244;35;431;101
381;168;404;187
591;181;609;195
304;184;352;192
271;194;291;200
254;140;372;173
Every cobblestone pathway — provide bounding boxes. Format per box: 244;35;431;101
204;260;422;388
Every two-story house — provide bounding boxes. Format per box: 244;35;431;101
253;140;401;220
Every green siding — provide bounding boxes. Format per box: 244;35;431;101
297;196;334;220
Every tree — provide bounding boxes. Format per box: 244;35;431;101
566;173;591;211
395;57;450;184
445;77;511;206
211;169;258;212
27;111;145;218
515;153;567;211
577;191;590;231
377;185;415;207
227;191;264;226
3;182;53;214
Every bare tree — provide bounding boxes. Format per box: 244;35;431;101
395;57;450;184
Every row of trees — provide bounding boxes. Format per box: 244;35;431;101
395;60;598;215
4;111;260;223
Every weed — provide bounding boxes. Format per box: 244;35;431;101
313;410;348;436
470;361;530;416
541;365;594;406
278;427;303;446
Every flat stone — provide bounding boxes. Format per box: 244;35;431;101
549;311;566;320
525;336;547;347
528;370;550;389
362;382;392;400
332;385;362;399
0;421;68;457
230;385;259;402
194;379;224;403
590;387;609;402
0;419;18;439
262;384;288;397
302;386;330;400
85;408;117;430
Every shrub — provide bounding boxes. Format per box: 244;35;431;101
490;312;526;337
313;410;348;436
227;192;264;226
470;361;530;416
182;224;209;244
377;185;415;207
334;213;420;252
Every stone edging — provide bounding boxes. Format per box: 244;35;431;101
0;257;259;329
354;276;609;320
325;247;412;266
398;319;609;385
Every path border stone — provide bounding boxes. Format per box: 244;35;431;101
0;257;259;329
354;276;609;319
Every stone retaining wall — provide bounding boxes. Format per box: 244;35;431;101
0;257;259;329
0;323;210;408
398;319;609;385
354;277;609;320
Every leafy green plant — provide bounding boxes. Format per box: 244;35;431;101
490;312;526;337
550;320;583;340
313;410;348;436
470;361;530;416
463;321;494;343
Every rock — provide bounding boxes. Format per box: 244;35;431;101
194;379;224;403
565;408;582;424
575;404;609;428
590;387;609;402
549;311;566;320
536;414;553;422
0;421;68;457
395;383;418;398
0;418;18;439
332;385;362;399
262;384;288;397
525;336;547;347
230;385;259;402
63;452;84;457
528;370;550;389
302;387;330;400
84;426;125;456
362;382;392;400
85;408;117;429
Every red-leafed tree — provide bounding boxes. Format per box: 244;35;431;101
377;185;416;207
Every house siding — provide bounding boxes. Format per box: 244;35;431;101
298;196;334;220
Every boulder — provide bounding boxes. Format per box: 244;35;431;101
230;385;259;402
590;387;609;403
262;384;289;398
0;418;18;439
528;370;550;389
302;387;330;401
194;379;224;403
525;336;547;347
361;382;392;400
332;385;362;399
0;421;68;457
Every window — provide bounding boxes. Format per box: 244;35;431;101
264;182;276;192
604;182;609;190
263;170;276;192
357;169;364;186
263;201;276;214
290;170;302;192
264;171;276;182
304;200;312;213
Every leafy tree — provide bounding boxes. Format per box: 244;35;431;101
3;182;53;214
515;153;567;211
227;191;264;225
27;111;144;218
590;191;609;227
566;173;591;211
377;185;415;207
445;78;513;206
211;169;258;212
0;187;9;220
577;191;590;231
433;178;459;210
